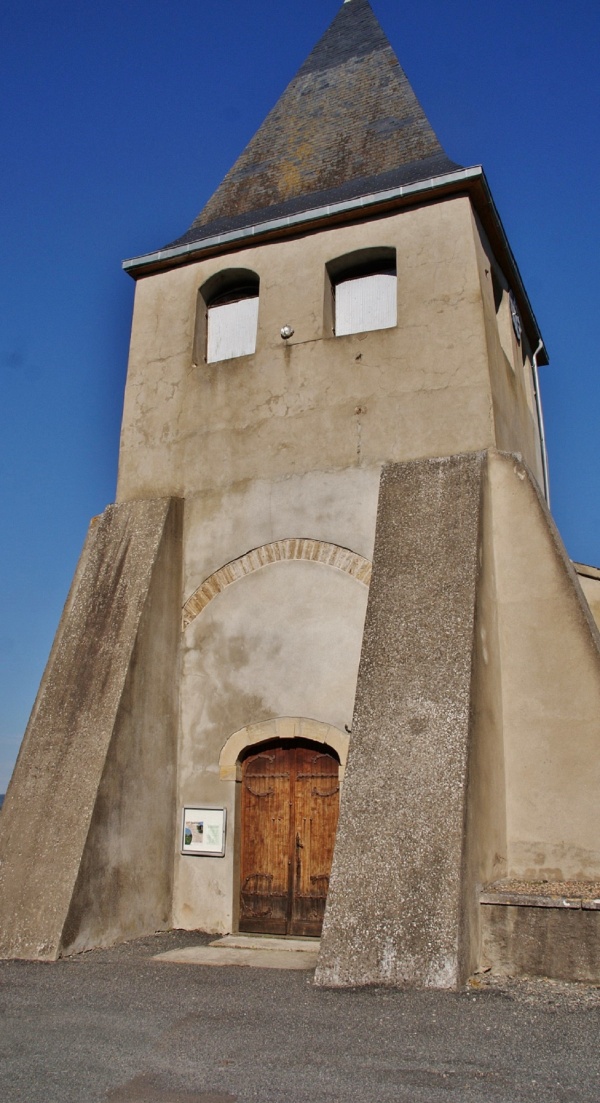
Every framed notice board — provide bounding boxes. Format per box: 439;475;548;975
181;807;226;856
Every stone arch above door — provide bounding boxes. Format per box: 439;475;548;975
182;539;372;629
219;717;350;781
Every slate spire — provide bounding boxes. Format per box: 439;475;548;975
169;0;460;248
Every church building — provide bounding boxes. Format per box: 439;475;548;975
1;0;599;988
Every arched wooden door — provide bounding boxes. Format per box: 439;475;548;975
239;742;339;937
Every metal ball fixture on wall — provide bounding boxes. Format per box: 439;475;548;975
280;325;294;340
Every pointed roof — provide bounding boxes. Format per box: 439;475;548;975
167;0;460;250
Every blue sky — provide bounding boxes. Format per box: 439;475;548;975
1;0;599;792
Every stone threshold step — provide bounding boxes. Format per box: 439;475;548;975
210;934;320;953
153;936;320;970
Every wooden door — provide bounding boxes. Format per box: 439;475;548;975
239;743;339;937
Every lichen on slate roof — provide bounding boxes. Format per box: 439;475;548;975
167;0;461;250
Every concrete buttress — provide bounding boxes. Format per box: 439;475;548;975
316;454;484;988
0;498;182;959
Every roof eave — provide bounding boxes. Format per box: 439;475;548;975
122;166;548;365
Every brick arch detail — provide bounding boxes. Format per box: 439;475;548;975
182;538;372;629
218;717;350;782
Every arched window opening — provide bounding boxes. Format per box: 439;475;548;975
195;269;260;365
326;248;397;337
491;265;519;371
207;286;259;363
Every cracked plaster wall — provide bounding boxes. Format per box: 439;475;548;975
117;198;498;504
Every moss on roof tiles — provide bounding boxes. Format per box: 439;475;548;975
167;0;460;250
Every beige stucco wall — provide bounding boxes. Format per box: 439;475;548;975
174;465;380;932
488;452;600;880
471;212;545;489
174;559;369;932
114;194;550;940
173;451;600;936
575;566;600;631
182;466;381;596
117;197;502;503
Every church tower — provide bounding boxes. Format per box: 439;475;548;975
1;0;599;989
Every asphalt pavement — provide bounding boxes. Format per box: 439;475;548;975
1;929;599;1103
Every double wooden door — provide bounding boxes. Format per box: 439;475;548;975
239;743;339;937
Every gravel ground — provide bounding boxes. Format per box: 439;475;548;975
1;930;599;1103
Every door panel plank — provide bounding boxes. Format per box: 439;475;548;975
240;748;291;933
291;748;340;937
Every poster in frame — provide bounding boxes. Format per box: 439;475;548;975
181;807;227;857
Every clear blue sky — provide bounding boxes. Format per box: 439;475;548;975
1;0;599;792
